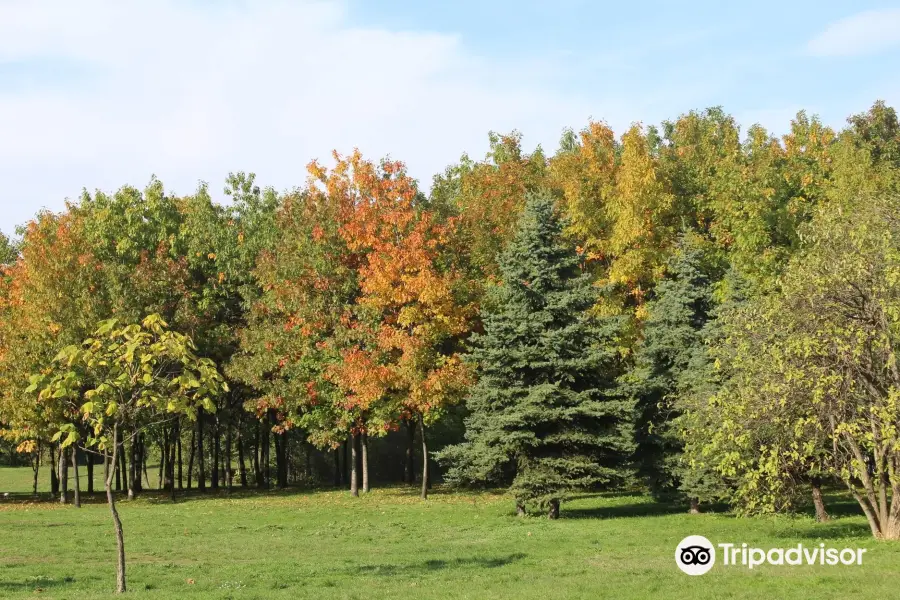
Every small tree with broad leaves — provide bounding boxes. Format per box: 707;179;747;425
27;314;227;594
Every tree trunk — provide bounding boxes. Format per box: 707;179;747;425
133;434;144;493
350;432;360;497
212;419;220;490
197;410;206;491
59;445;68;505
169;427;176;503
125;434;135;499
342;437;349;486
168;424;177;494
516;500;526;517
884;515;900;540
187;428;195;490
114;445;122;493
274;434;286;489
141;445;150;490
689;498;701;514
50;444;59;496
237;433;248;487
264;423;271;490
253;422;262;488
418;414;428;500
31;442;42;498
811;479;829;522
31;445;40;498
158;433;166;490
271;411;287;489
361;431;369;493
72;446;81;508
284;434;291;485
548;499;560;520
404;419;415;484
333;448;341;487
225;425;233;493
86;454;94;495
177;423;183;490
106;426;127;594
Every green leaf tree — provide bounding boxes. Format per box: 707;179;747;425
27;314;227;593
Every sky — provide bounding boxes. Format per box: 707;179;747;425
1;0;899;235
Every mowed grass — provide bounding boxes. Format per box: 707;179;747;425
0;468;898;599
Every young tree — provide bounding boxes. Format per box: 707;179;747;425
440;192;634;518
27;315;227;592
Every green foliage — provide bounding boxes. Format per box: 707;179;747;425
27;314;227;452
681;192;900;537
0;232;16;266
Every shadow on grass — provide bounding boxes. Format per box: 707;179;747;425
561;500;732;520
353;553;527;576
770;519;873;540
815;495;866;518
0;483;467;507
0;576;74;592
784;491;868;529
565;490;648;503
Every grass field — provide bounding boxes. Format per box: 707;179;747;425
0;467;898;599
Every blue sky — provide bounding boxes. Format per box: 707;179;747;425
1;0;899;235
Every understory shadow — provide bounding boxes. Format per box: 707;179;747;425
561;500;731;520
0;483;472;507
352;553;527;576
811;495;866;518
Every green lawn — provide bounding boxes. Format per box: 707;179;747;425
0;468;897;599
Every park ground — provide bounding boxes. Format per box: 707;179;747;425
0;467;898;599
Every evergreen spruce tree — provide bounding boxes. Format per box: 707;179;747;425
626;234;716;502
439;192;634;519
673;267;751;511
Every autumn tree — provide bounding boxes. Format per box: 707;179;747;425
232;151;474;496
431;131;548;282
0;209;106;502
228;178;355;490
328;152;475;498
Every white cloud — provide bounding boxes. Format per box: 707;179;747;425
806;8;900;57
0;0;604;233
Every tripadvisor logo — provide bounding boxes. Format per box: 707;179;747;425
675;536;867;575
675;535;716;575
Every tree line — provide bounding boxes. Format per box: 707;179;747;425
2;101;900;546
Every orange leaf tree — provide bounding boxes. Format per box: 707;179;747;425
326;151;476;497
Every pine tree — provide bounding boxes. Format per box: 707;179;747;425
440;192;634;519
627;234;716;501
